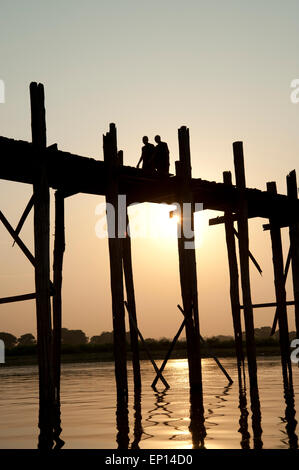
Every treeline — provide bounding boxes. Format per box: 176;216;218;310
1;326;296;357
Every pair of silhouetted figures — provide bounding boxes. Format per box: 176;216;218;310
137;135;170;176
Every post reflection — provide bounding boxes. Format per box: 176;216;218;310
237;368;250;449
189;388;206;449
280;358;298;449
116;395;130;449
131;389;143;449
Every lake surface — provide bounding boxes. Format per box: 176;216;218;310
0;357;298;449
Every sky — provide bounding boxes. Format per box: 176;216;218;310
0;0;299;340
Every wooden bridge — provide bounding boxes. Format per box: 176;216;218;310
0;82;298;449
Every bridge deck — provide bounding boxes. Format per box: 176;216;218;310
0;136;297;224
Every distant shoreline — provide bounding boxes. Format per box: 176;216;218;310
2;345;282;367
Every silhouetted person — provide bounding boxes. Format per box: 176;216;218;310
154;135;169;176
137;136;155;171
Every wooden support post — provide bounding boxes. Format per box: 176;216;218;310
122;210;141;392
287;170;299;339
271;247;292;335
52;190;65;447
176;126;203;395
103;123;128;402
233;142;261;437
223;171;244;373
267;181;292;383
30;82;54;449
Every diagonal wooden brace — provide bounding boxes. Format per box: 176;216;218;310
124;301;170;389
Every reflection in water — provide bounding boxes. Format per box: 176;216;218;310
236;361;263;449
131;390;143;449
116;396;130;449
2;358;298;449
144;389;173;438
38;395;64;450
237;364;250;449
53;393;65;450
249;378;263;449
280;357;298;449
189;389;206;449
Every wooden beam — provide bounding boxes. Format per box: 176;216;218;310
0;210;35;266
287;170;299;338
0;292;36;304
12;194;34;246
30;81;54;450
210;216;262;276
151;315;186;389
240;300;294;309
177;304;233;384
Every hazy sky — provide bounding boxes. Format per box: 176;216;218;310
0;0;299;339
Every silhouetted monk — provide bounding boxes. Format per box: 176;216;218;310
154;135;170;176
137;136;155;171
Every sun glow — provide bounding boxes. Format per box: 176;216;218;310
128;203;207;248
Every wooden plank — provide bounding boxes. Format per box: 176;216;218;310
30;81;54;450
223;171;244;370
267;181;292;381
124;301;169;389
104;123;128;402
287;170;299;338
240;300;294;309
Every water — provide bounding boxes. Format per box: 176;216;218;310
0;357;298;449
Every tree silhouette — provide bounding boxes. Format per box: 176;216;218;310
18;333;36;346
61;328;88;345
0;332;17;349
